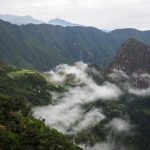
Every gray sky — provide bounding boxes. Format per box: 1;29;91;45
0;0;149;30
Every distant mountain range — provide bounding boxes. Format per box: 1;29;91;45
0;19;150;71
0;14;80;27
0;14;109;31
0;14;44;25
48;18;80;27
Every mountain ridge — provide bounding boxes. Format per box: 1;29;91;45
48;18;80;27
1;19;150;71
0;14;44;25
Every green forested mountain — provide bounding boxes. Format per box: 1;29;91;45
0;19;150;71
0;62;82;150
0;38;150;150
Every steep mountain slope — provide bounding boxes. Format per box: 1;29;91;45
48;18;80;27
32;61;150;150
108;28;150;48
110;38;150;73
0;14;44;25
0;62;81;150
0;19;150;71
0;19;115;71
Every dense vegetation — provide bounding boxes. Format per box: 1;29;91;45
0;19;150;71
0;21;150;149
70;40;150;150
0;62;82;150
70;94;150;150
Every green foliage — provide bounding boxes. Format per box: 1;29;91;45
0;20;124;71
8;69;37;78
74;95;150;150
0;63;51;106
0;63;82;150
1;20;150;71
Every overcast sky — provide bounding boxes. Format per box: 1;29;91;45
0;0;149;30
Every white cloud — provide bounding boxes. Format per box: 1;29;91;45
129;87;150;97
0;0;150;30
86;142;114;150
108;69;129;81
33;62;122;134
107;118;131;132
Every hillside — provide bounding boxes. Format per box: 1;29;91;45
0;19;115;71
0;62;81;150
0;20;150;71
31;61;150;150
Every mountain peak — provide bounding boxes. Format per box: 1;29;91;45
110;38;150;73
48;18;80;27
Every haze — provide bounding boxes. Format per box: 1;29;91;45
0;0;150;30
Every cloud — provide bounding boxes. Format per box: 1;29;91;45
85;118;132;150
33;62;122;134
0;0;150;29
73;108;105;132
127;73;150;96
86;142;114;150
129;87;150;97
108;69;129;81
106;118;131;132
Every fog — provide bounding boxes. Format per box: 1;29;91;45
86;142;114;150
108;69;129;81
108;69;150;97
107;118;131;132
33;62;122;134
32;62;149;149
129;87;150;96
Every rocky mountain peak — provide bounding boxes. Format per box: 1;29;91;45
110;38;150;74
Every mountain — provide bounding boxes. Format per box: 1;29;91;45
108;28;150;48
48;18;80;27
0;14;44;25
110;38;150;73
0;19;116;71
0;19;150;71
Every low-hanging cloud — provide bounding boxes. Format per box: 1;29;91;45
86;142;114;150
128;73;150;96
106;118;131;132
33;62;123;134
85;118;131;150
129;87;150;97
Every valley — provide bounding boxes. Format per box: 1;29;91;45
0;18;150;150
